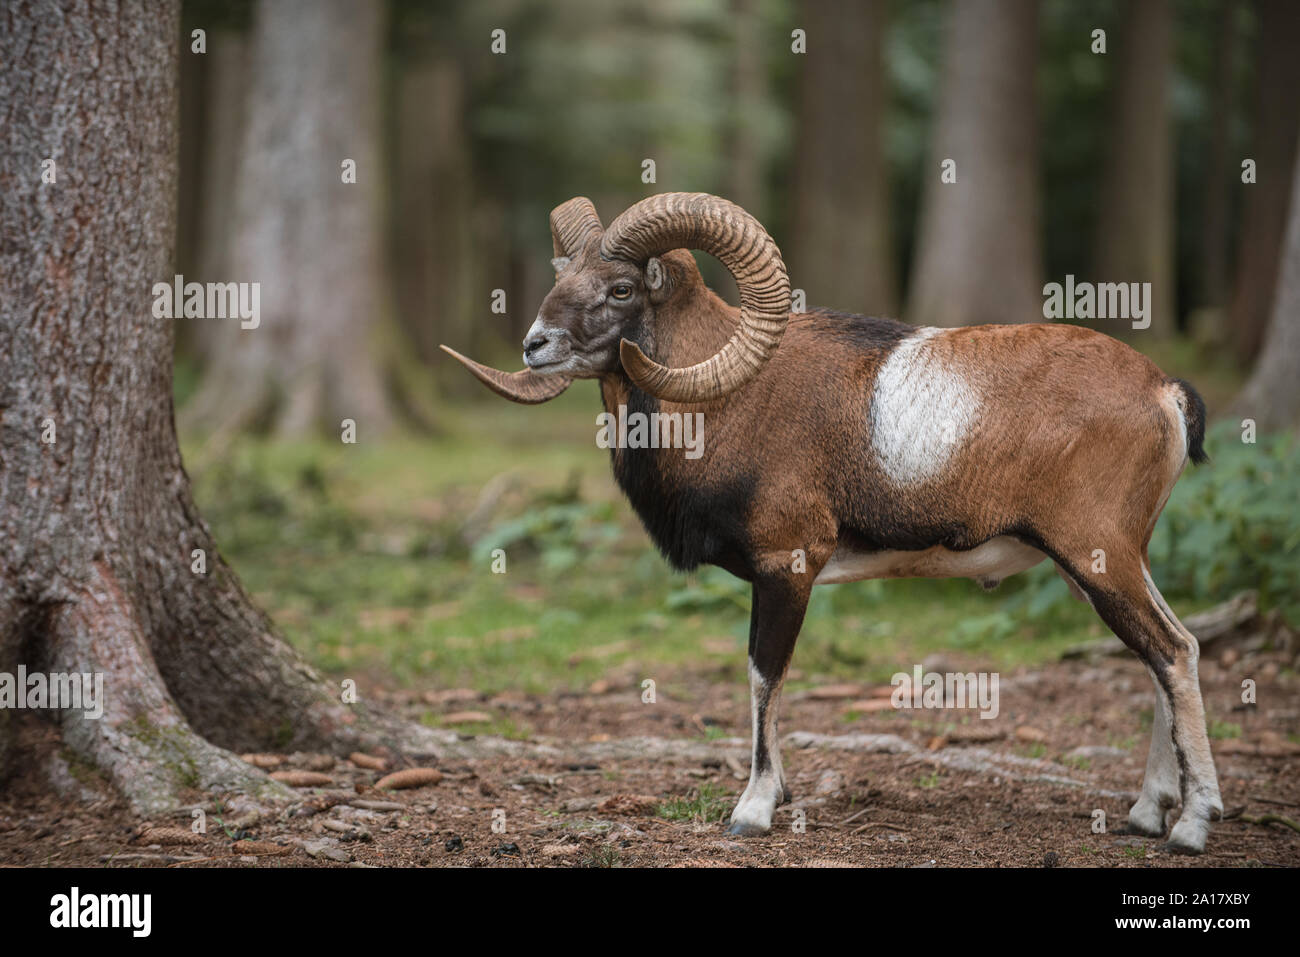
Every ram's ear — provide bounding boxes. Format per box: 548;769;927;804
551;256;572;278
645;256;671;303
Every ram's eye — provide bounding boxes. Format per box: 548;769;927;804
610;284;633;300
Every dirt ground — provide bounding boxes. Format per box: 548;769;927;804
1;648;1297;868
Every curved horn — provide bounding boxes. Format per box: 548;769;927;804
600;192;790;403
550;196;603;258
440;198;601;404
439;345;571;405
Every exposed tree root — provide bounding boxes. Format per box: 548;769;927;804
42;564;296;815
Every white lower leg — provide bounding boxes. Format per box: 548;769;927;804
1165;657;1223;853
1141;569;1223;853
729;661;786;835
1128;669;1180;836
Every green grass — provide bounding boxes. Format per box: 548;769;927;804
177;344;1281;700
1207;720;1243;741
656;783;733;823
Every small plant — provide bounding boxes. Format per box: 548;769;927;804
1208;719;1242;740
656;782;732;823
211;799;240;841
584;846;622;868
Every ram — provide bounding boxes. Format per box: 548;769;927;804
442;192;1222;853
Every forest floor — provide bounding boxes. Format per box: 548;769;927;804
2;644;1297;868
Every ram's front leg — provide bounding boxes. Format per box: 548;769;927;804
727;573;811;836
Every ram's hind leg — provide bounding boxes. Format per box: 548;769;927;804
1126;666;1181;836
1142;567;1223;852
727;574;809;836
1076;558;1223;853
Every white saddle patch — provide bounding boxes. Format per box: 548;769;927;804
871;327;980;485
814;536;1046;586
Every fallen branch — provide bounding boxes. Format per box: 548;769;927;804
1239;813;1300;835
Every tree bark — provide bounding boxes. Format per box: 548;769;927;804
788;0;895;316
182;0;399;439
0;0;489;816
906;0;1041;327
1230;122;1300;430
1228;0;1300;363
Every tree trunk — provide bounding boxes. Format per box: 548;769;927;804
906;0;1041;327
1198;0;1238;311
1228;0;1300;364
182;28;252;367
788;0;895;316
1090;0;1176;336
196;32;250;312
0;0;496;816
182;0;399;439
392;57;474;364
726;0;767;220
1230;122;1300;430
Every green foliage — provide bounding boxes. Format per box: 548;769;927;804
1149;424;1300;616
472;477;624;573
193;448;362;555
1207;719;1242;741
666;566;750;614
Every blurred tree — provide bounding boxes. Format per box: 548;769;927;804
1231;118;1300;430
1228;0;1300;364
1091;0;1175;335
194;30;249;308
726;0;767;217
183;0;400;437
390;21;475;364
1197;0;1238;311
788;0;895;315
906;0;1041;327
191;29;251;362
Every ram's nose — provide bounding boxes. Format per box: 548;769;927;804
523;331;553;361
522;319;566;368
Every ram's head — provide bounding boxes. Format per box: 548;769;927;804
441;192;791;404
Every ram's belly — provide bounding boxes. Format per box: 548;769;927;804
813;536;1046;587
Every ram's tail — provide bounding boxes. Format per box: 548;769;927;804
1169;377;1209;466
